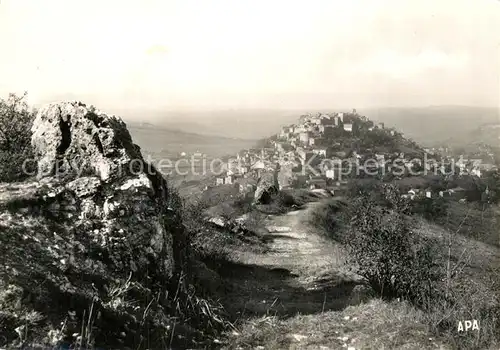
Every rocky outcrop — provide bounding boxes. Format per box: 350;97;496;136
0;102;218;349
277;165;294;190
253;172;278;204
30;101;177;279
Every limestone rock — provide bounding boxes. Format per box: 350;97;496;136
29;101;176;279
31;101;143;182
253;172;278;204
0;101;193;348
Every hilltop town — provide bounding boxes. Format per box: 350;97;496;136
212;110;497;203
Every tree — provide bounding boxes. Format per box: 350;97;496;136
0;92;37;182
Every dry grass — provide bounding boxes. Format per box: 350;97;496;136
225;299;450;349
310;196;500;349
438;201;499;247
0;183;233;349
415;219;500;350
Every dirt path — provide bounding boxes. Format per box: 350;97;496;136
247;200;358;287
216;199;452;349
217;199;364;320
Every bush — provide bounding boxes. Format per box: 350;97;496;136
257;189;321;215
343;185;445;308
411;196;448;220
310;198;349;241
0;92;37;182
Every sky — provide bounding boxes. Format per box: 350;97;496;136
0;0;499;114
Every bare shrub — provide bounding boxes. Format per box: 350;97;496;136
343;185;445;308
0;92;37;182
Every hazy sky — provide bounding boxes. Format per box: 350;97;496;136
1;0;499;113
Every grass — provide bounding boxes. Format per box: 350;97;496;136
224;299;450;349
256;189;324;215
0;181;235;349
438;201;499;247
415;218;500;349
312;195;500;349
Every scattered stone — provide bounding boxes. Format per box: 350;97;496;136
291;334;308;342
208;216;226;228
266;225;292;233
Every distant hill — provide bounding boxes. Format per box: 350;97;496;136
120;106;500;145
116;109;307;140
126;121;258;158
122;106;499;154
456;123;500;147
362;106;500;147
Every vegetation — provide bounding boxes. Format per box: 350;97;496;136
341;184;445;308
1;94;498;348
0;92;37;182
257;189;322;215
411;196;449;220
315;180;499;349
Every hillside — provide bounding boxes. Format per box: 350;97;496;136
0;102;230;349
445;123;500;160
189;109;499;349
1;98;499;349
222;201;454;349
121;106;500;149
127;121;258;158
363;106;500;146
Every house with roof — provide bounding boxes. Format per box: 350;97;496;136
312;147;328;157
311;117;322;125
448;187;467;200
307;176;327;190
280;126;292;139
292;125;306;134
275;142;286;154
481;162;496;170
321;116;336;126
225;175;233;185
343;123;353;132
299;132;310;144
471;168;482;177
296;147;306;161
407;188;421;200
375;154;385;167
250;160;266;178
334;151;347;158
324;124;337;133
238;165;248;175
